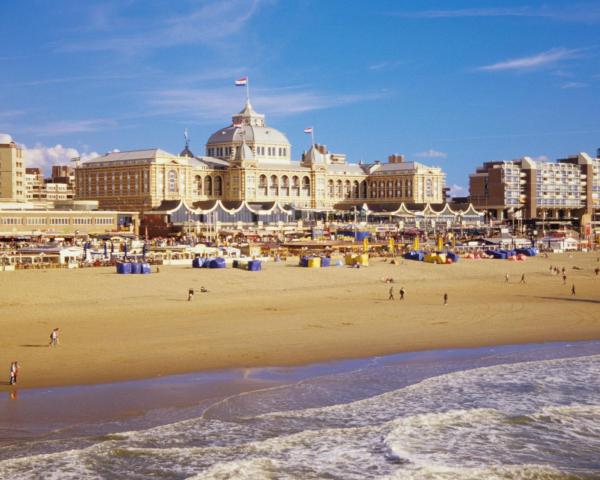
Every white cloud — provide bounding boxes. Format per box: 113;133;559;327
392;6;600;23
0;74;138;88
414;149;447;159
24;144;99;174
149;87;384;121
560;81;587;89
448;184;467;197
368;60;405;71
531;155;549;162
58;0;266;53
23;119;118;136
477;48;582;72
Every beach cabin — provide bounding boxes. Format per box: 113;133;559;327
540;236;579;252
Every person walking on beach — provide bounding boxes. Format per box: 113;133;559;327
188;288;194;301
443;293;448;305
562;274;567;285
388;286;394;300
505;273;509;283
399;287;405;300
571;284;576;296
49;328;59;347
9;361;19;385
520;274;526;284
594;267;599;277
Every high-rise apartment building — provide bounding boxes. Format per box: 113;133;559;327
0;134;26;202
469;152;599;221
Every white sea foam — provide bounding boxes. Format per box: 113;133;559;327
1;353;598;479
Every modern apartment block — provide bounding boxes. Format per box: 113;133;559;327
26;165;76;202
0;134;26;202
469;151;600;222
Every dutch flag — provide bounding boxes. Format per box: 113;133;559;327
235;77;248;86
303;127;313;134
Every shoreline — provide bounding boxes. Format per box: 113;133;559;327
2;339;599;446
0;252;599;390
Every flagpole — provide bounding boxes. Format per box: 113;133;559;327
311;128;315;147
246;77;250;104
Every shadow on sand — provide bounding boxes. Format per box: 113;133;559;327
531;296;600;305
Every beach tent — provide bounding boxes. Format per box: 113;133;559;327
192;257;205;268
446;252;460;263
248;260;261;271
130;262;142;274
208;258;226;269
116;262;132;274
307;257;321;268
404;251;424;261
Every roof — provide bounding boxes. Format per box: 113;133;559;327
190;156;230;168
206;124;290;147
180;145;194;158
302;145;327;165
327;163;367;175
150;200;185;213
206;102;290;147
82;149;175;164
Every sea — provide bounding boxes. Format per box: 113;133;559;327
1;341;599;479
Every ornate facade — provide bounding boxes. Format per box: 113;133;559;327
75;102;446;212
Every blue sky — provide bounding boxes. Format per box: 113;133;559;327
1;0;599;194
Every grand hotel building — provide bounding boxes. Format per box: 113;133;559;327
75;101;446;213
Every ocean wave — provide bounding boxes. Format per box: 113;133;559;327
1;353;599;479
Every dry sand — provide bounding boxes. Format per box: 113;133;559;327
0;251;599;389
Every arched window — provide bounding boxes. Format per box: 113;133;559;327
259;174;267;196
291;176;300;196
168;170;177;193
204;176;212;196
214;176;223;196
360;181;367;198
426;178;433;197
281;175;289;196
336;179;343;197
195;175;202;196
387;181;393;198
301;176;310;196
396;179;402;198
328;179;335;196
345;180;351;199
352;180;359;198
269;175;278;195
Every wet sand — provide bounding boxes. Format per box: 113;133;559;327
0;251;599;389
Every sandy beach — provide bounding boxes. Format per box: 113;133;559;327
1;252;599;389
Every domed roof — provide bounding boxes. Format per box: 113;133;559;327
0;133;14;144
206;102;290;147
180;145;194;158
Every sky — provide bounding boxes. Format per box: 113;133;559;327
1;0;600;196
